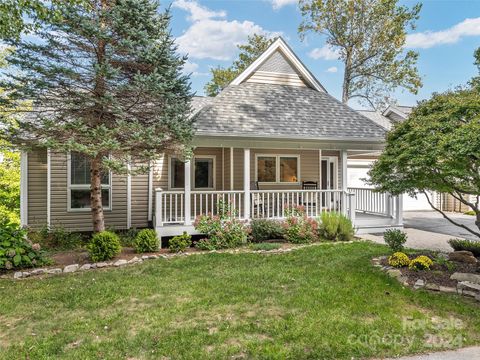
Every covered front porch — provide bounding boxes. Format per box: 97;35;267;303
153;140;403;237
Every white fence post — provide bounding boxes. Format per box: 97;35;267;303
348;192;356;225
386;192;392;218
184;160;192;226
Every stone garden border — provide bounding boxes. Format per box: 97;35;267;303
6;240;357;280
372;256;480;302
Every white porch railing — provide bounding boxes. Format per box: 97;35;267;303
155;189;350;226
250;189;344;219
348;187;399;218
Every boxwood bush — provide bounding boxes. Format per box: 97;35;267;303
134;229;159;253
383;229;407;252
169;232;191;253
87;231;122;261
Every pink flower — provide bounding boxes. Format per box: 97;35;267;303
32;243;41;251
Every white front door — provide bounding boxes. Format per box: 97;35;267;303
321;157;338;190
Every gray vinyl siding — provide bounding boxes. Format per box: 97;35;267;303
27;149;47;228
49;152;128;231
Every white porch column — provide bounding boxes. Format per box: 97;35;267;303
147;162;153;223
47;148;51;228
184;159;192;226
243;148;250;219
395;194;404;225
347;192;356;225
230;147;234;190
341;150;348;215
20;151;28;227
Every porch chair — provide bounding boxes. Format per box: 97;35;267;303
302;181;318;213
250;181;264;217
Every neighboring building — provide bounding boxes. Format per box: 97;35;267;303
357;105;413;131
20;38;405;236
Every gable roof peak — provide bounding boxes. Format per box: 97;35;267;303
230;37;327;93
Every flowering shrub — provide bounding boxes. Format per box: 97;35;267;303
0;219;48;270
409;255;433;271
194;200;249;250
388;252;410;268
282;205;318;244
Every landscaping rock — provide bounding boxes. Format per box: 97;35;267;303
128;257;142;264
457;281;480;292
63;264;79;273
47;268;62;274
114;259;128;267
30;269;46;276
451;272;480;284
14;272;23;279
95;262;109;268
22;272;31;277
79;264;92;271
439;286;456;293
448;251;477;264
414;279;425;289
141;255;150;260
426;283;440;291
387;269;402;279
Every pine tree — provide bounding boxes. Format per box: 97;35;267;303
0;0;194;232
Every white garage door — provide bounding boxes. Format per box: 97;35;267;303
347;162;433;211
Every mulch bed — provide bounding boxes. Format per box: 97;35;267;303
380;252;480;288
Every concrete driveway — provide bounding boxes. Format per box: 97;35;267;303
403;211;478;241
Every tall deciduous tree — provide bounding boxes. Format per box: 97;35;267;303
368;49;480;238
204;34;275;97
0;0;194;232
299;0;422;109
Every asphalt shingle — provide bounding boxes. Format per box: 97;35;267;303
193;82;387;141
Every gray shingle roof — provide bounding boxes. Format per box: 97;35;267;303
357;110;392;130
193;82;386;141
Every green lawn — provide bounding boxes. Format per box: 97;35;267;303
1;242;479;359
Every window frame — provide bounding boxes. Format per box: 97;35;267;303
67;153;112;212
168;155;217;190
255;154;301;184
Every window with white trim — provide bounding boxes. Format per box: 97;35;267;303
68;152;111;210
170;157;185;189
256;155;299;183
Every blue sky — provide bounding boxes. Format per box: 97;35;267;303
168;0;480;109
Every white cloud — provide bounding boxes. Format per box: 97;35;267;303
326;66;338;73
182;60;209;77
174;0;275;61
308;45;340;60
173;0;226;22
269;0;297;10
406;17;480;49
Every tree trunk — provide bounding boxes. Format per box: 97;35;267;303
90;155;105;232
342;53;352;103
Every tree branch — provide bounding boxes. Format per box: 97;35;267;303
422;191;480;238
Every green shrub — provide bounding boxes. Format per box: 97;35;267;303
134;229;159;253
169;232;191;253
87;231;122;261
384;229;407;252
409;255;433;271
193;202;249;250
448;238;480;257
29;224;85;250
250;242;282;251
318;212;354;242
0;219;49;270
250;219;284;242
282;206;318;244
388;252;410;268
464;210;475;216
